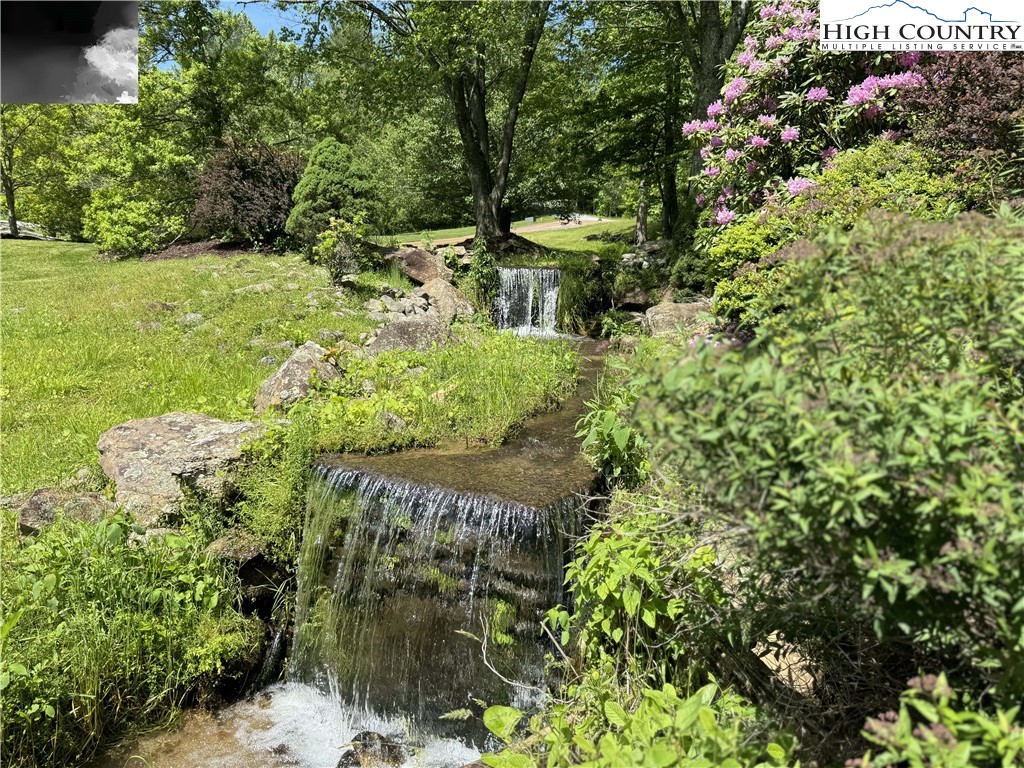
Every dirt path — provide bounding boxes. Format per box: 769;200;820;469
407;216;606;248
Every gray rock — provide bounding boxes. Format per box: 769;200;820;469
384;311;406;324
254;341;340;414
645;301;708;337
338;274;359;289
206;528;264;564
380;295;406;314
421;279;474;325
97;412;265;527
269;340;297;351
363;316;451;356
128;527;179;548
178;312;204;327
147;301;175;313
637;239;668;256
135;321;163;332
283;283;300;291
385;247;453;285
11;488;116;535
378;410;407;431
367;311;389;323
259;356;279;366
363;298;385;313
615;286;658;310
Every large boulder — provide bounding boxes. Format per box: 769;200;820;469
363;316;450;356
386;247;453;284
254;341;340;414
645;301;708;337
97;412;265;526
421;278;474;324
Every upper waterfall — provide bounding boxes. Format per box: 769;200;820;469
494;267;560;336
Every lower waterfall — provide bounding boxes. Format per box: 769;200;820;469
290;463;581;747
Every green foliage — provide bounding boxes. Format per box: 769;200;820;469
0;511;260;766
467;239;499;311
639;211;1024;705
286;138;370;248
557;251;612;335
856;675;1023;768
234;407;319;564
701;140;976;319
311;215;381;281
315;329;579;452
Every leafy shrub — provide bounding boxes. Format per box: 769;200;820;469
557;250;612;335
311;215;380;282
854;674;1023;767
710;139;972;320
639;211;1024;711
466;239;499;312
191;139;304;243
899;53;1024;199
0;512;260;766
285;137;370;249
83;190;187;258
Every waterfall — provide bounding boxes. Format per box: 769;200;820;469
290;463;580;745
494;267;560;336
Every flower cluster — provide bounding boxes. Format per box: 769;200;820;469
682;0;925;230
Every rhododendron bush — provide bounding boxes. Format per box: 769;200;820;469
683;0;929;243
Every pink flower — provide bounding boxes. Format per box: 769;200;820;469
682;119;702;136
746;162;758;174
758;113;777;127
765;35;785;49
724;76;748;104
706;100;724;118
725;148;742;164
786;177;815;196
881;129;903;141
749;135;770;148
737;51;756;68
760;5;779;19
899;51;922;68
705;166;721;177
700;119;720;132
700;147;712;160
799;8;817;24
695;193;706;207
865;103;886;118
780;125;800;143
748;59;765;74
806;86;829;103
744;35;758;53
710;135;724;147
714;207;736;225
821;146;838;161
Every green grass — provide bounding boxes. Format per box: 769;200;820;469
0;240;375;492
374;216;559;245
525;218;634;251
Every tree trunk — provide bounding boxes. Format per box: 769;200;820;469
2;168;17;238
635;178;648;245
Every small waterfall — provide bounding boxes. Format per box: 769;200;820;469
290;464;580;745
494;267;560;335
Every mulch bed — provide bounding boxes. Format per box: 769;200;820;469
141;240;273;261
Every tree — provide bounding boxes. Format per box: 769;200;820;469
301;1;552;240
286;137;369;246
0;106;44;236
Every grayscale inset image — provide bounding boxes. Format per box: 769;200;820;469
1;0;138;103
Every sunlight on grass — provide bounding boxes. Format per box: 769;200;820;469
0;241;374;491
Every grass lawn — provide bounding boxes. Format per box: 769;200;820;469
0;241;375;492
526;217;634;251
374;215;560;245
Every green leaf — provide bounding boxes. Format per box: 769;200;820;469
604;700;629;728
766;742;787;762
482;705;524;743
439;708;473;721
481;753;535;768
622;586;641;617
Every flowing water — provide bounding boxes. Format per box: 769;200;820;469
494;267;560;336
92;343;602;768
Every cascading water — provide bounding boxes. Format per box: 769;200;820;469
290;464;581;748
494;267;560;336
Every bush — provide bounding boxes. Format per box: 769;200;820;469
285;137;370;249
0;512;260;766
899;53;1024;199
709;139;973;320
191;140;304;243
311;216;380;282
83;190;187;258
639;211;1024;712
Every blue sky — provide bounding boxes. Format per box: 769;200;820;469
224;1;304;36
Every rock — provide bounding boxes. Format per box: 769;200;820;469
363;316;450;356
147;301;175;312
97;413;265;526
134;321;163;332
379;284;404;299
235;282;274;294
284;283;300;291
258;356;279;366
270;340;297;351
645;301;708;337
363;298;385;313
12;488;115;535
206;528;264;564
380;295;406;314
338;274;359;289
127;527;179;548
637;239;668;256
451;245;468;257
318;328;346;343
615;286;658;310
378;410;407;431
178;312;204;327
367;311;389;323
385;247;453;285
420;279;474;325
336;732;405;768
254;341;340;414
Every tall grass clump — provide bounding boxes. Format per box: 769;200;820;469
0;512;261;766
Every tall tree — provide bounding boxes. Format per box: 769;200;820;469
303;0;552;240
